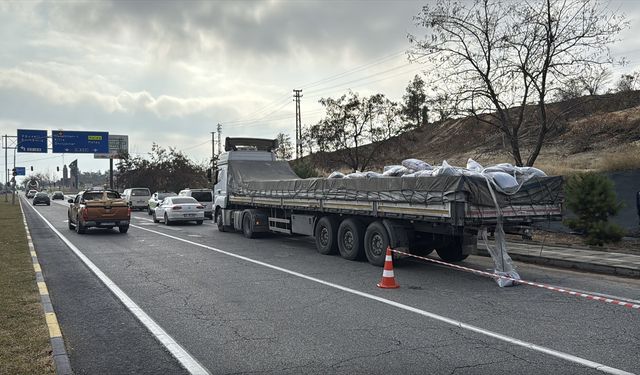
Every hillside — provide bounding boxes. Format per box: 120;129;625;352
304;90;640;175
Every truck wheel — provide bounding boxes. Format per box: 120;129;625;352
338;219;364;260
364;221;390;266
119;225;129;233
75;220;86;234
216;211;226;232
242;214;255;239
164;213;172;226
315;216;338;255
435;238;469;262
152;212;160;223
196;220;203;225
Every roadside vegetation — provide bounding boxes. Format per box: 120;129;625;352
0;200;54;374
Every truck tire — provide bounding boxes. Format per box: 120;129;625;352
435;239;470;262
75;219;86;234
314;216;338;255
337;218;364;260
364;221;390;266
119;225;129;233
242;214;255;239
196;220;203;225
216;211;226;232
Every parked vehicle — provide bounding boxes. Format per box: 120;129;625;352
26;189;38;199
68;189;130;234
51;191;65;200
148;192;177;215
32;192;50;206
178;188;214;219
153;196;205;225
123;188;151;210
213;138;563;266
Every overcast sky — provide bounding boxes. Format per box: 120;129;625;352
2;0;640;183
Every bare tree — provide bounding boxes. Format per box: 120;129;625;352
614;71;640;92
274;132;293;160
409;0;626;166
311;91;403;171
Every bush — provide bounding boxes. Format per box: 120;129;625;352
563;172;626;245
291;160;320;179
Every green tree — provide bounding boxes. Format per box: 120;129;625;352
564;173;625;246
401;75;428;129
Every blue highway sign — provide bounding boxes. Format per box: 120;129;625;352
15;167;26;176
17;129;48;153
52;130;109;154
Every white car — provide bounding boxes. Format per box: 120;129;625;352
152;196;205;225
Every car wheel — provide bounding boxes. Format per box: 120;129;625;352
216;211;226;232
364;221;390;267
242;214;255;239
152;212;160;223
119;225;129;234
46;203;50;206
196;220;203;225
164;213;171;225
338;218;365;261
75;219;86;234
314;216;338;255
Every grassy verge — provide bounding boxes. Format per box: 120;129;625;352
0;200;54;374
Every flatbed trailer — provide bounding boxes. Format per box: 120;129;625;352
213;138;563;266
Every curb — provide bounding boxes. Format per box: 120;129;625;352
19;198;73;375
475;248;640;278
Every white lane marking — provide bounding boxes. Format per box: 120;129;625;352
132;224;634;375
135;216;155;222
25;202;210;375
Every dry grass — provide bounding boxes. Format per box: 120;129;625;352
597;144;640;172
0;200;54;374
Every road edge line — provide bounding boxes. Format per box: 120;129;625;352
132;224;635;375
18;198;73;375
24;198;211;375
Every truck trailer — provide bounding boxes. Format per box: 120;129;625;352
213;138;563;266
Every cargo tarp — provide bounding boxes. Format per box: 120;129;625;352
227;160;563;208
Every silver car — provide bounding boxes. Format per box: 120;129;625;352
153;196;205;225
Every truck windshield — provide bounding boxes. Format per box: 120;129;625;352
131;188;150;196
191;191;212;202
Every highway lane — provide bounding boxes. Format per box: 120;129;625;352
25;199;640;374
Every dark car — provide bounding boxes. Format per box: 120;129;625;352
52;191;65;200
32;192;50;206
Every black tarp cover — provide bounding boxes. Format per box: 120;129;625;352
227;160;563;208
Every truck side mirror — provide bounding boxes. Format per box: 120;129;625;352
213;169;219;185
207;169;212;183
67;199;73;204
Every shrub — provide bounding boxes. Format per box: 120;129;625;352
563;172;626;245
291;160;320;179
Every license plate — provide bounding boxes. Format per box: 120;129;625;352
101;222;116;226
184;214;196;217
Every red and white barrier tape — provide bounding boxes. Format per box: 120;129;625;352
391;249;640;310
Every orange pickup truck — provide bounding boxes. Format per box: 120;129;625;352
67;189;131;234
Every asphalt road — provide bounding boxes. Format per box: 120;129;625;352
22;197;640;374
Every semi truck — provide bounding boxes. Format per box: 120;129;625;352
213;138;563;266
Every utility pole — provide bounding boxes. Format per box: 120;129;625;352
293;89;303;159
3;135;8;202
217;123;222;155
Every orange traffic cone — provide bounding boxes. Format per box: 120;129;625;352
377;247;399;289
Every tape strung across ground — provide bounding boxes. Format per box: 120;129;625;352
391;249;640;310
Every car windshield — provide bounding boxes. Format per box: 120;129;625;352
171;197;197;204
35;192;47;197
131;188;150;196
191;191;212;202
158;192;177;199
